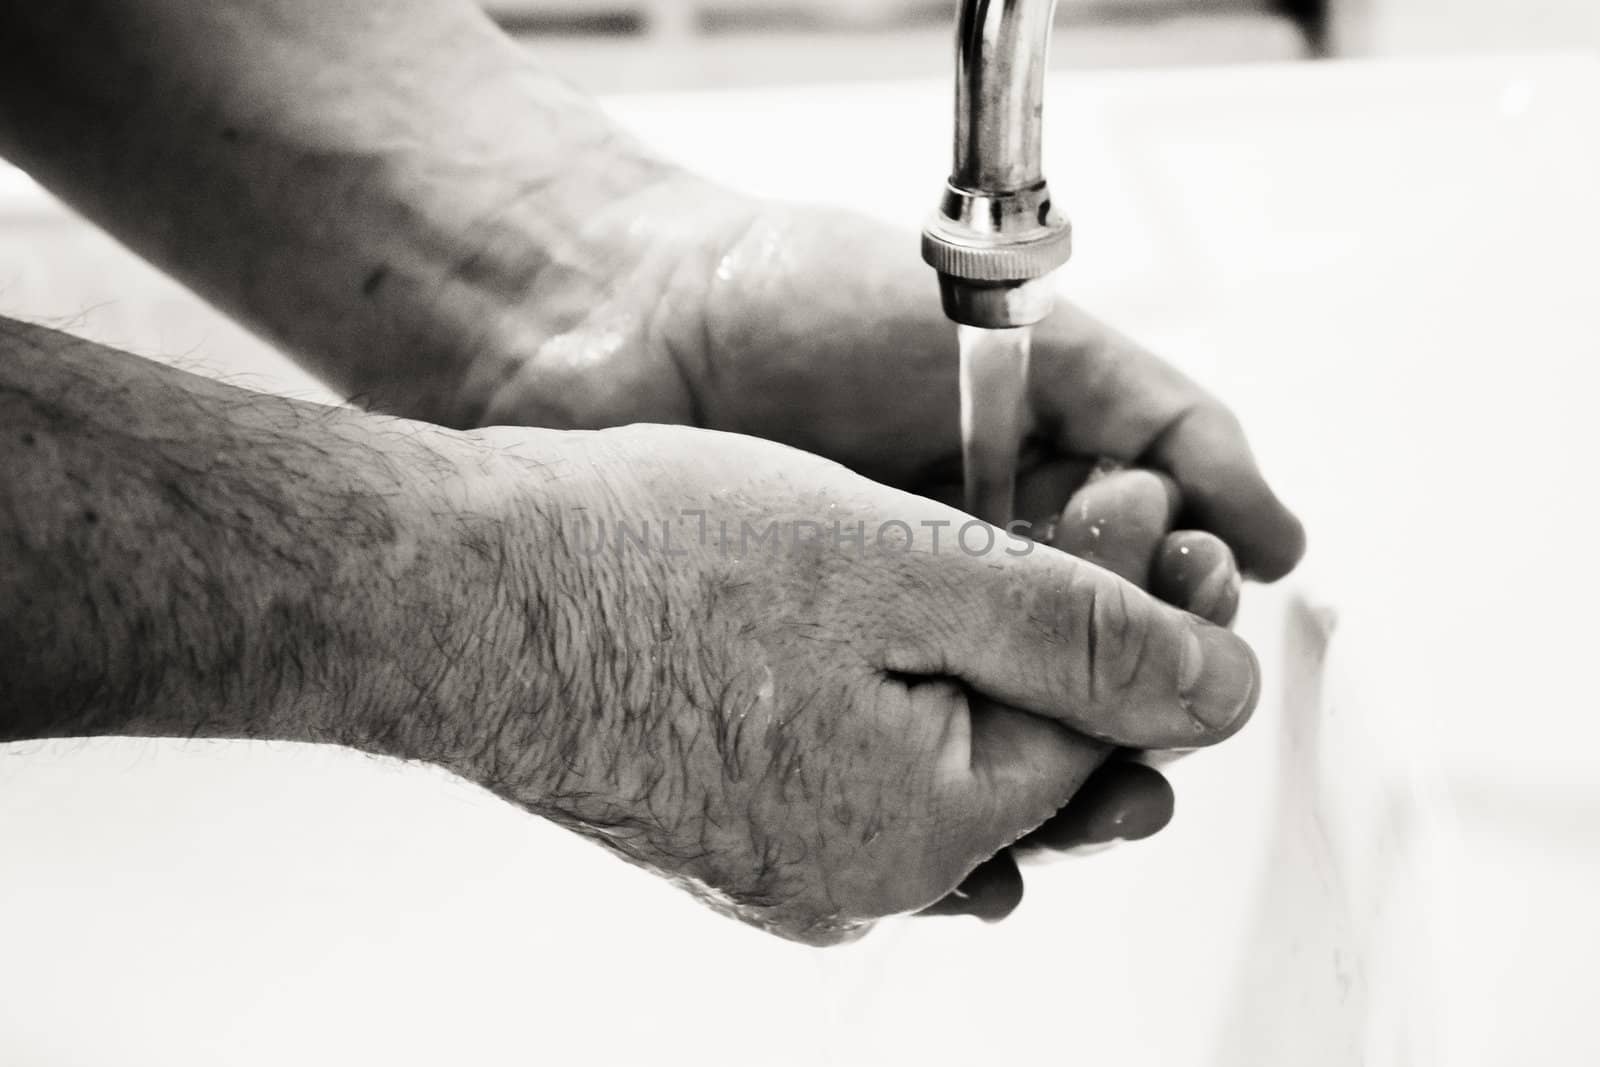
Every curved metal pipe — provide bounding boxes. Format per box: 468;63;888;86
953;0;1057;193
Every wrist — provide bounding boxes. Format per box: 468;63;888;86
339;423;597;775
0;0;697;429
446;166;762;434
317;81;706;429
285;53;697;425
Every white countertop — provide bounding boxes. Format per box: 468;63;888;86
2;55;1597;1066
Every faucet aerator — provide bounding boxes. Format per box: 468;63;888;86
922;0;1072;329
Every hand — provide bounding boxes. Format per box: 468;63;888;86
450;176;1304;920
462;177;1304;582
923;465;1246;920
445;423;1262;945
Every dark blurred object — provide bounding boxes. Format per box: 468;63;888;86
486;0;1311;37
484;0;1313;92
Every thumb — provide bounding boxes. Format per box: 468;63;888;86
924;690;1111;902
933;541;1261;749
967;697;1112;842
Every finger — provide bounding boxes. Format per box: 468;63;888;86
929;545;1262;749
1052;469;1180;587
1152;531;1243;627
935;697;1107;919
917;851;1024;921
922;694;1109;921
1029;305;1306;580
1012;456;1095;533
1146;405;1305;582
1018;758;1175;852
931;753;1176;914
965;695;1111;832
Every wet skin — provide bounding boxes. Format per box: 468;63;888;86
926;468;1244;920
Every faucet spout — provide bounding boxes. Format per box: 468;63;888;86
953;0;1055;192
923;0;1072;328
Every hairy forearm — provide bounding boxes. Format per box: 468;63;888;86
0;316;557;759
0;0;677;424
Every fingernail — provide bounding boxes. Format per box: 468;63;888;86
1193;563;1243;624
1178;624;1260;734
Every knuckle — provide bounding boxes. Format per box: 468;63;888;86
781;922;875;948
841;791;983;919
899;842;977;916
1217;403;1248;440
1078;571;1153;702
918;792;1004;897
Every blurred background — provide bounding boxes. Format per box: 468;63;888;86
484;0;1600;92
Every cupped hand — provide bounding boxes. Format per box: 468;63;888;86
923;466;1246;920
463;178;1304;580
449;179;1303;924
454;424;1261;945
449;179;1303;928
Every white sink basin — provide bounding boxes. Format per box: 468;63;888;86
3;55;1597;1066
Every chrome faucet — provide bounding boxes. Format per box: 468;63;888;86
922;0;1072;329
